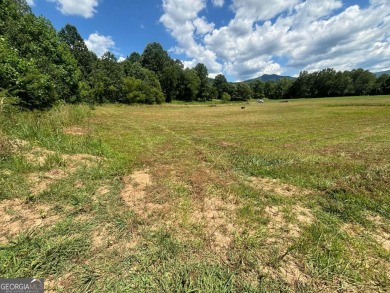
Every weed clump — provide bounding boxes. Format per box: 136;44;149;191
0;131;12;160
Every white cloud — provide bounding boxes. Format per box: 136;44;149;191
26;0;35;6
211;0;224;8
230;0;299;22
160;0;222;73
117;57;126;63
47;0;99;18
193;17;215;35
85;33;115;57
161;0;390;80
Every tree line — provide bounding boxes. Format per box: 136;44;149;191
0;0;219;109
1;0;389;110
278;68;390;99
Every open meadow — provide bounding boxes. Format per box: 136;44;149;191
0;96;389;292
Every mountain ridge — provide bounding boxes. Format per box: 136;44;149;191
244;74;296;83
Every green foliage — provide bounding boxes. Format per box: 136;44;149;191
16;66;57;110
0;0;81;109
273;78;293;99
0;38;20;89
375;74;390;95
122;77;145;104
176;68;200;101
89;52;124;103
194;63;210;101
234;82;252;101
349;68;376;95
288;68;380;99
58;24;97;79
251;80;265;100
127;52;141;64
122;76;164;104
213;74;228;99
221;92;231;103
0;0;31;36
141;42;171;77
161;63;182;102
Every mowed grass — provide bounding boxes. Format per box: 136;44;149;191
0;96;389;292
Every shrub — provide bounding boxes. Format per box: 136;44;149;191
221;92;231;103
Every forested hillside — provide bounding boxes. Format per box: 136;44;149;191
1;0;390;110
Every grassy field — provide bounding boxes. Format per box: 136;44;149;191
0;96;389;292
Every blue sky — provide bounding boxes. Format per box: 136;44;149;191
28;0;390;81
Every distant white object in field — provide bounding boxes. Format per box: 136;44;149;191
257;99;264;103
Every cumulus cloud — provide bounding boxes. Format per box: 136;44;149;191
85;33;115;57
230;0;299;22
47;0;99;18
160;0;222;73
160;0;390;80
26;0;35;6
193;17;215;35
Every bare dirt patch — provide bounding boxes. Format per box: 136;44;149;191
95;186;110;196
24;146;56;166
265;205;315;241
121;170;167;219
352;214;390;251
28;169;68;195
62;153;102;169
74;180;85;189
0;198;60;244
278;255;309;286
11;139;102;168
24;146;103;195
250;177;313;197
294;206;315;225
191;196;238;254
45;273;74;293
91;225;116;250
371;232;390;251
265;206;301;239
9;139;29;151
63;126;89;136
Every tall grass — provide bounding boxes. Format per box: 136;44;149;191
0;103;109;156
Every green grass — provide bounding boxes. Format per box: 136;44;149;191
0;96;389;291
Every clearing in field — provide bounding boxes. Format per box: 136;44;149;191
0;96;389;292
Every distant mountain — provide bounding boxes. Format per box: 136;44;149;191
374;70;390;77
245;74;295;83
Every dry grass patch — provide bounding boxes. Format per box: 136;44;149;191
367;214;390;251
9;138;28;151
0;134;12;156
219;141;238;148
63;126;89;136
250;176;313;197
